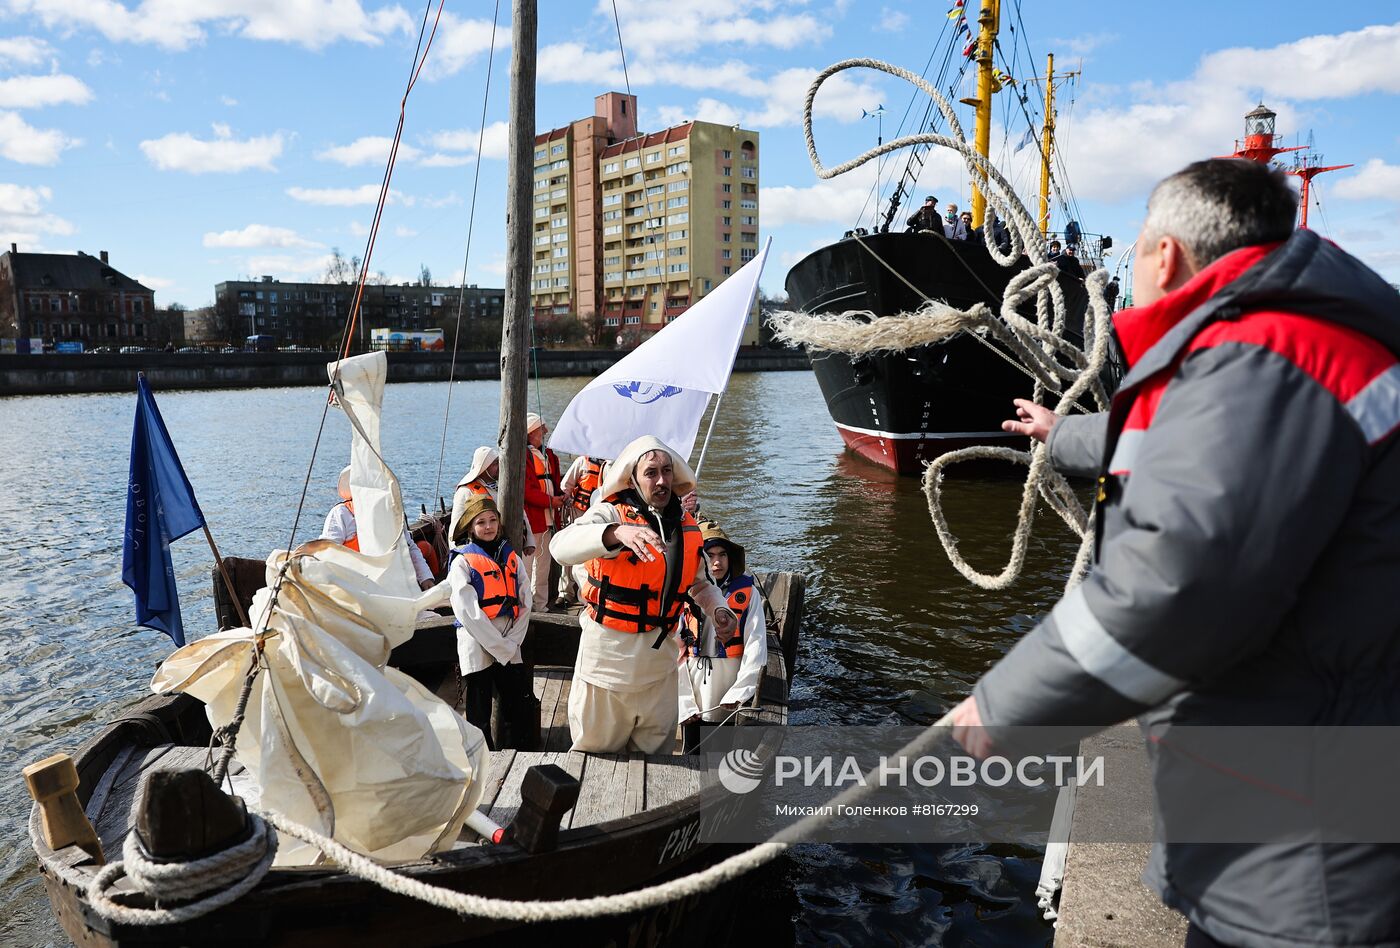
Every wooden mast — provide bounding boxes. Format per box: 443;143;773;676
497;0;537;551
968;0;1001;230
1038;53;1055;238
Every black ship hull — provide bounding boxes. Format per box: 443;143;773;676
784;231;1090;475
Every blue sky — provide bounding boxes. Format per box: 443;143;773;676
1;0;1398;309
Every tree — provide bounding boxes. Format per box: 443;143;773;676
418;264;432;287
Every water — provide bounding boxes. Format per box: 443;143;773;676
0;370;1081;945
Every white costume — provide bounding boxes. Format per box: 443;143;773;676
448;546;530;675
449;445;536;550
677;575;768;723
550;436;730;754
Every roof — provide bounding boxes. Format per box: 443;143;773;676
533;125;570;146
5;251;152;294
599;122;693;159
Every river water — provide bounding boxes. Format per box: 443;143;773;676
0;369;1082;946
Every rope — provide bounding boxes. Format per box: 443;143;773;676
433;0;501;501
780;57;1116;594
85;815;278;926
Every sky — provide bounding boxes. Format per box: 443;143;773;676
1;0;1399;310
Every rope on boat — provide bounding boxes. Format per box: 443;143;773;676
770;57;1116;593
85;814;278;925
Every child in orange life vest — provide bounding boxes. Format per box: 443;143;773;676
448;495;531;749
678;521;768;725
321;465;436;590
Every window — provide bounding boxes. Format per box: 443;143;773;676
604;224;623;236
624;156;640;169
740;248;756;262
645;152;662;164
741;184;756;195
554;262;569;271
741;167;756;179
535;148;546;161
551;216;567;228
49;297;60;312
666;212;688;225
667;180;687;192
646;184;665;196
741;231;756;243
722;166;731;177
722;266;731;275
602;194;622;206
669;246;686;257
667;145;686;157
722;216;731;226
133;300;144;315
550;159;567;170
722;183;732;193
741;215;757;226
604;255;621;266
666;161;688;175
722;200;732;209
667;229;687;241
603;209;622;221
535;178;550;191
605;316;621;326
551;143;566;156
722;149;732;159
740;199;757;210
107;323;117;337
28;297;39;312
625;315;640;325
666;196;687;208
722;233;731;243
536;207;549;218
553;246;569;258
722;249;732;260
603;161;619;173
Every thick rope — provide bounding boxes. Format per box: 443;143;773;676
778;57;1116;594
85;815;278;926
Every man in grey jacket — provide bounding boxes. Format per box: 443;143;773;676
951;158;1400;947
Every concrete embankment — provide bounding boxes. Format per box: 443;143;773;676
0;347;809;396
1053;729;1189;946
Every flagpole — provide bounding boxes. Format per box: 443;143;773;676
202;524;250;629
692;391;724;482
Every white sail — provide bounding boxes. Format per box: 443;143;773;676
152;352;486;865
549;238;771;460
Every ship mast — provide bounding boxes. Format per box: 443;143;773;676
967;0;1001;230
1037;53;1054;237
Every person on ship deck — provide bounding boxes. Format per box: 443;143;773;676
906;195;945;236
450;445;537;561
523;413;565;613
551;436;737;754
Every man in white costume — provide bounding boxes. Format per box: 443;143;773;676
323;465;436;590
677;520;768;727
449;445;536;559
552;436;736;753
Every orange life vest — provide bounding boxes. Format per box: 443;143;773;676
461;480;491;497
338;500;360;552
682;575;755;658
449;541;522;621
569;457;606;513
584;501;702;635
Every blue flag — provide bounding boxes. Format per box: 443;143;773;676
121;375;206;646
1015;125;1037;153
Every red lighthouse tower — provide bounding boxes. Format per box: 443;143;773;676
1222;104;1352;228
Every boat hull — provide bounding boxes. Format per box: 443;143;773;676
785;231;1091;475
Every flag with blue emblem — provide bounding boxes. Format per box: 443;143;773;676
550;238;772;462
121;374;206;646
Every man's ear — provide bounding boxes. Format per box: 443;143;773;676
1157;236;1197;294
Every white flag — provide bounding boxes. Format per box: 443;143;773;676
550;238;771;461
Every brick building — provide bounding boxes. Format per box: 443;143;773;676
0;245;156;348
531;92;761;344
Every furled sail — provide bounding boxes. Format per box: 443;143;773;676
152;352;486;865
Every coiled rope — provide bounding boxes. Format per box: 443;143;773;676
770;57;1115;594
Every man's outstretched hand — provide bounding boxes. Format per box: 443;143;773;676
1001;399;1057;443
950;695;993;760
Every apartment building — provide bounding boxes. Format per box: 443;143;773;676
531;92;760;344
0;244;156;348
209;276;503;346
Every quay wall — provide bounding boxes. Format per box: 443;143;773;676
0;348;810;396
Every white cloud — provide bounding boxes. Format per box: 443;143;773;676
876;8;908;32
0;182;75;246
1333;159;1400;201
393;225;416;238
202;224;321;249
0;36;54;68
656;66;884;129
418;151;474;168
1048;32;1119;58
601;0;829;58
318;135;422;167
422;120;509;162
140;124;283;173
8;0;412;51
134;273;173;289
348;220;370;236
425;11;508;79
220;95;237;106
537;42;755;92
0;74;93;109
286;184;410;206
1198;22;1400;100
243;251;339;280
0;110;80;164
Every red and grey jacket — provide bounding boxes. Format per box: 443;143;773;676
975;228;1400;947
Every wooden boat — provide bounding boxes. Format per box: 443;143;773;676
28;547;805;947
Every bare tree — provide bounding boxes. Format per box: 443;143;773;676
418;264;432;287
